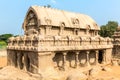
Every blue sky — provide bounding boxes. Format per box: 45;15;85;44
0;0;120;35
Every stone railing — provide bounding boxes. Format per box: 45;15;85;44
7;35;113;51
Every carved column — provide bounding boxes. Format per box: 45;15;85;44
95;50;98;65
86;51;90;66
62;52;67;70
75;51;79;68
102;50;106;64
17;52;24;69
11;51;18;67
7;50;11;66
10;51;15;66
23;52;30;71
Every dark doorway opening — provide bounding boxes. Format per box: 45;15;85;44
98;50;103;64
26;56;30;71
52;52;63;69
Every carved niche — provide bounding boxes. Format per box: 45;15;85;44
71;18;79;25
59;22;65;35
25;11;38;35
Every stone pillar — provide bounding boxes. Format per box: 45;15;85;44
102;50;106;64
38;52;54;73
12;51;17;67
95;50;98;65
86;51;90;66
17;52;24;69
62;52;67;70
7;50;11;66
23;53;30;71
75;51;79;68
10;51;15;66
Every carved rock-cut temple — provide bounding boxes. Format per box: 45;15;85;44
113;26;120;57
7;6;113;74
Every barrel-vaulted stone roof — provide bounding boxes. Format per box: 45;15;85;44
23;5;100;30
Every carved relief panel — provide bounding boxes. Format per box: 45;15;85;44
25;11;38;35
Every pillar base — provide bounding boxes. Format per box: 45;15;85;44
95;62;98;65
74;62;79;68
102;61;106;64
86;62;90;67
63;66;67;71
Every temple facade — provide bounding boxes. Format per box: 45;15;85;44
7;6;113;74
113;26;120;57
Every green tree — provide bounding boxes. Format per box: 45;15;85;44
99;21;118;38
0;41;7;49
0;34;13;43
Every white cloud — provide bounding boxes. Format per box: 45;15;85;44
51;0;56;4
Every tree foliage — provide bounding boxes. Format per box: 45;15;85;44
99;21;118;38
0;34;13;43
0;34;14;49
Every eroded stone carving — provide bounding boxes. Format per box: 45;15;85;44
113;26;120;58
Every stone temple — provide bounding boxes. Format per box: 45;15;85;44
7;6;113;74
113;26;120;57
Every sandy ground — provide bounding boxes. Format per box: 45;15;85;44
0;50;7;68
93;65;120;80
0;50;120;80
0;64;120;80
0;57;7;68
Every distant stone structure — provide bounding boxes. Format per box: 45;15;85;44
113;26;120;57
7;6;113;74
